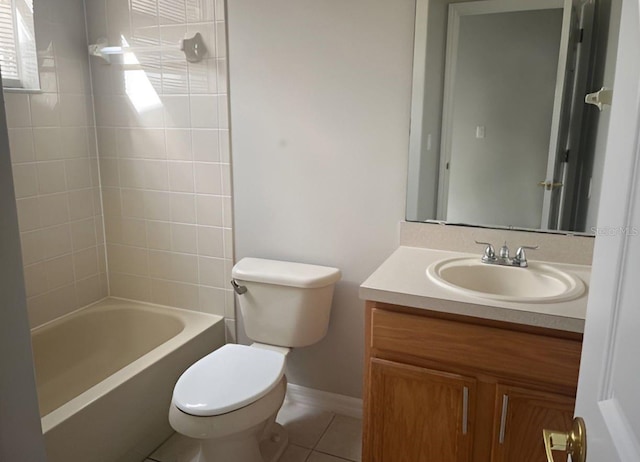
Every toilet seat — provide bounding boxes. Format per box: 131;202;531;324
172;344;286;417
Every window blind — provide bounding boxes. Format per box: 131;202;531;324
0;0;19;81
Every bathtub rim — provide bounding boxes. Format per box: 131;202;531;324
34;297;224;433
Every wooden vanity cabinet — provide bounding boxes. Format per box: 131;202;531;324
362;302;582;462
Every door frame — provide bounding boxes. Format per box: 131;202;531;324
436;0;567;222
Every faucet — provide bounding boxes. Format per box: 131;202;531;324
475;241;538;268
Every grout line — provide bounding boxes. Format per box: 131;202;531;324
313;413;336;451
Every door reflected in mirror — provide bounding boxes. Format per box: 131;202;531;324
406;0;622;234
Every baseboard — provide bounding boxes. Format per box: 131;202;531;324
285;383;363;419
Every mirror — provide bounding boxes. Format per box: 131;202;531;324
406;0;621;234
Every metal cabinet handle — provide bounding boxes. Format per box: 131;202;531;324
498;394;509;444
543;417;587;462
462;386;469;435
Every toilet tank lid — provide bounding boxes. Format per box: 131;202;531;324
232;258;341;288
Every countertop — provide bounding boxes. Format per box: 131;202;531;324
359;246;591;333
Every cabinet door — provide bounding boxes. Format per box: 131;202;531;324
491;385;574;462
366;359;475;462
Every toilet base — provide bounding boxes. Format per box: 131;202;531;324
259;423;288;462
198;421;288;462
153;423;288;462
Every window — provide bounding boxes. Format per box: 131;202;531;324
0;0;38;90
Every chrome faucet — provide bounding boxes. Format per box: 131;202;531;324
475;241;538;268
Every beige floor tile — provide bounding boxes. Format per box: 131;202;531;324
279;444;312;462
315;415;362;462
148;433;201;462
276;401;335;449
307;451;353;462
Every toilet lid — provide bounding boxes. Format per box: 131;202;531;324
172;344;286;416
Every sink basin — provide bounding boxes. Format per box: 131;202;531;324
426;257;586;303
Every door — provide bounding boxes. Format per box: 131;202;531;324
567;0;640;460
491;385;574;462
367;359;475;462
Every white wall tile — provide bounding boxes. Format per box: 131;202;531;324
170;192;196;223
198;285;225;315
144;190;172;220
33;128;63;160
110;272;151;301
4;94;32;128
198;256;225;287
39;194;70;227
76;274;105;307
45;255;76;290
197;226;224;257
37;161;67;194
8;129;36;163
192;129;219;162
29;93;60;127
20;231;44;266
168;161;195;192
71;218;98;251
147;221;172;250
166;129;193;160
65;159;93;190
68;190;95;221
196;194;223;226
85;0;233;317
16;198;41;231
194;162;222;194
12;164;38;199
121;188;146;218
24;263;48;298
121;218;148;247
73;247;99;280
190;95;218;128
163;96;191;128
171;223;198;254
42;224;73;259
144;160;170;190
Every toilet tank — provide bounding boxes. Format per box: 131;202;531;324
232;258;341;348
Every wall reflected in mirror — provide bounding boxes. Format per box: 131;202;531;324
406;0;622;234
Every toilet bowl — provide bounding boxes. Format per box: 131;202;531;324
170;344;289;462
169;258;341;462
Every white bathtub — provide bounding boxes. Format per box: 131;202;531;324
31;298;225;462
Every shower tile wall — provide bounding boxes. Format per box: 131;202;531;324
85;0;235;336
5;0;108;327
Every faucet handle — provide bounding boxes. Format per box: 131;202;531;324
475;240;496;262
499;241;510;259
514;245;539;267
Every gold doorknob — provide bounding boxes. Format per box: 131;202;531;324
543;417;587;462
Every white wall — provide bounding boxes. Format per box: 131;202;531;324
447;9;563;229
228;0;415;397
0;89;47;461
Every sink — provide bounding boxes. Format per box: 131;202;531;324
426;257;586;303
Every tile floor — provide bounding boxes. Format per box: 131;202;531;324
146;400;362;462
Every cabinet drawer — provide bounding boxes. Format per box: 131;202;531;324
370;308;581;389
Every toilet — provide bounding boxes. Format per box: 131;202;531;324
169;258;341;462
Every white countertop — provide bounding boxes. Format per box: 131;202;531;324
359;246;591;333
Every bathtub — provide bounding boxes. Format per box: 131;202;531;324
31;297;225;462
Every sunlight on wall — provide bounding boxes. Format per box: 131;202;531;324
122;36;162;113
